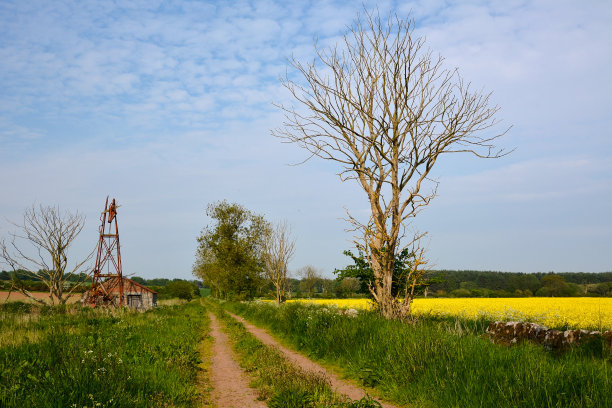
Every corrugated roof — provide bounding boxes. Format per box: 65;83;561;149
99;277;158;294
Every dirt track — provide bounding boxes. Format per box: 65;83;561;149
227;311;398;408
208;312;267;408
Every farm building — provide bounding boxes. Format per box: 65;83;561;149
83;277;157;310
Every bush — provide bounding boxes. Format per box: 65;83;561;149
450;288;471;298
166;281;199;301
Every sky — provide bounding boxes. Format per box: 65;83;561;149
1;0;611;280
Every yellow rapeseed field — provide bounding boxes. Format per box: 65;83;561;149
285;297;612;330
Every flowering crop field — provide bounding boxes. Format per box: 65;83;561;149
285;297;612;330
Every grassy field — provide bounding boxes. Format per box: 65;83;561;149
227;300;611;408
0;301;210;407
2;295;609;407
279;297;612;330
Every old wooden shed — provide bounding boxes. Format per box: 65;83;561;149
84;277;157;310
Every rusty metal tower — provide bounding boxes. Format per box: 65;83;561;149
87;196;124;307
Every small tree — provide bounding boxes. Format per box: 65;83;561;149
263;221;296;304
337;277;361;297
335;246;432;311
320;278;336;297
334;250;373;294
539;274;571;297
274;10;508;319
193;201;269;300
0;204;92;305
166;280;198;301
298;265;322;298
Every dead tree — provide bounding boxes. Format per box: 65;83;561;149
263;221;295;304
0;204;92;305
273;11;508;319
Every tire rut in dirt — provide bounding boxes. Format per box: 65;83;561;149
208;312;266;408
227;311;398;408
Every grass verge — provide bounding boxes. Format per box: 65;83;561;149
225;300;611;408
204;299;382;408
197;304;214;407
0;300;210;407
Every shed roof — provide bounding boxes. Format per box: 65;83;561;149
99;277;157;294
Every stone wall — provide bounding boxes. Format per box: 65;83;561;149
486;321;612;350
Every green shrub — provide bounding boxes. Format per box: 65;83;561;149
166;280;199;300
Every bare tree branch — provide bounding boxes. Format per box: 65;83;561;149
0;204;93;305
263;221;296;304
272;9;509;319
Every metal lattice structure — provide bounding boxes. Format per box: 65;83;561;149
86;197;124;307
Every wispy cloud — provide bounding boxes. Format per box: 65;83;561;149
1;0;611;276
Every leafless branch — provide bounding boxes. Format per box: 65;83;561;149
262;221;296;304
272;9;510;318
0;204;93;305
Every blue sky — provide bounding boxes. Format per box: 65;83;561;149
1;0;611;279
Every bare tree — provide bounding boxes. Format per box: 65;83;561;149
263;221;295;304
0;204;92;305
298;265;322;298
273;10;509;319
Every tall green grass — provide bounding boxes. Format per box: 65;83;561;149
225;301;611;408
0;301;210;407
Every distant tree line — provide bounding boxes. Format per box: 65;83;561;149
0;270;92;293
1;270;203;301
425;270;612;297
131;276;202;301
0;270;91;283
331;251;612;298
191;200;612;301
272;270;612;299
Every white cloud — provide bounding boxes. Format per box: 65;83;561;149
1;1;611;276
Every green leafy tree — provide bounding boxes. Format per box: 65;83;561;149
539;274;571;297
193;201;269;300
334;250;372;294
337;277;361;298
334;248;432;300
589;282;611;296
131;276;146;285
166;280;199;301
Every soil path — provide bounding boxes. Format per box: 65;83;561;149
208;312;267;408
227;311;398;408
